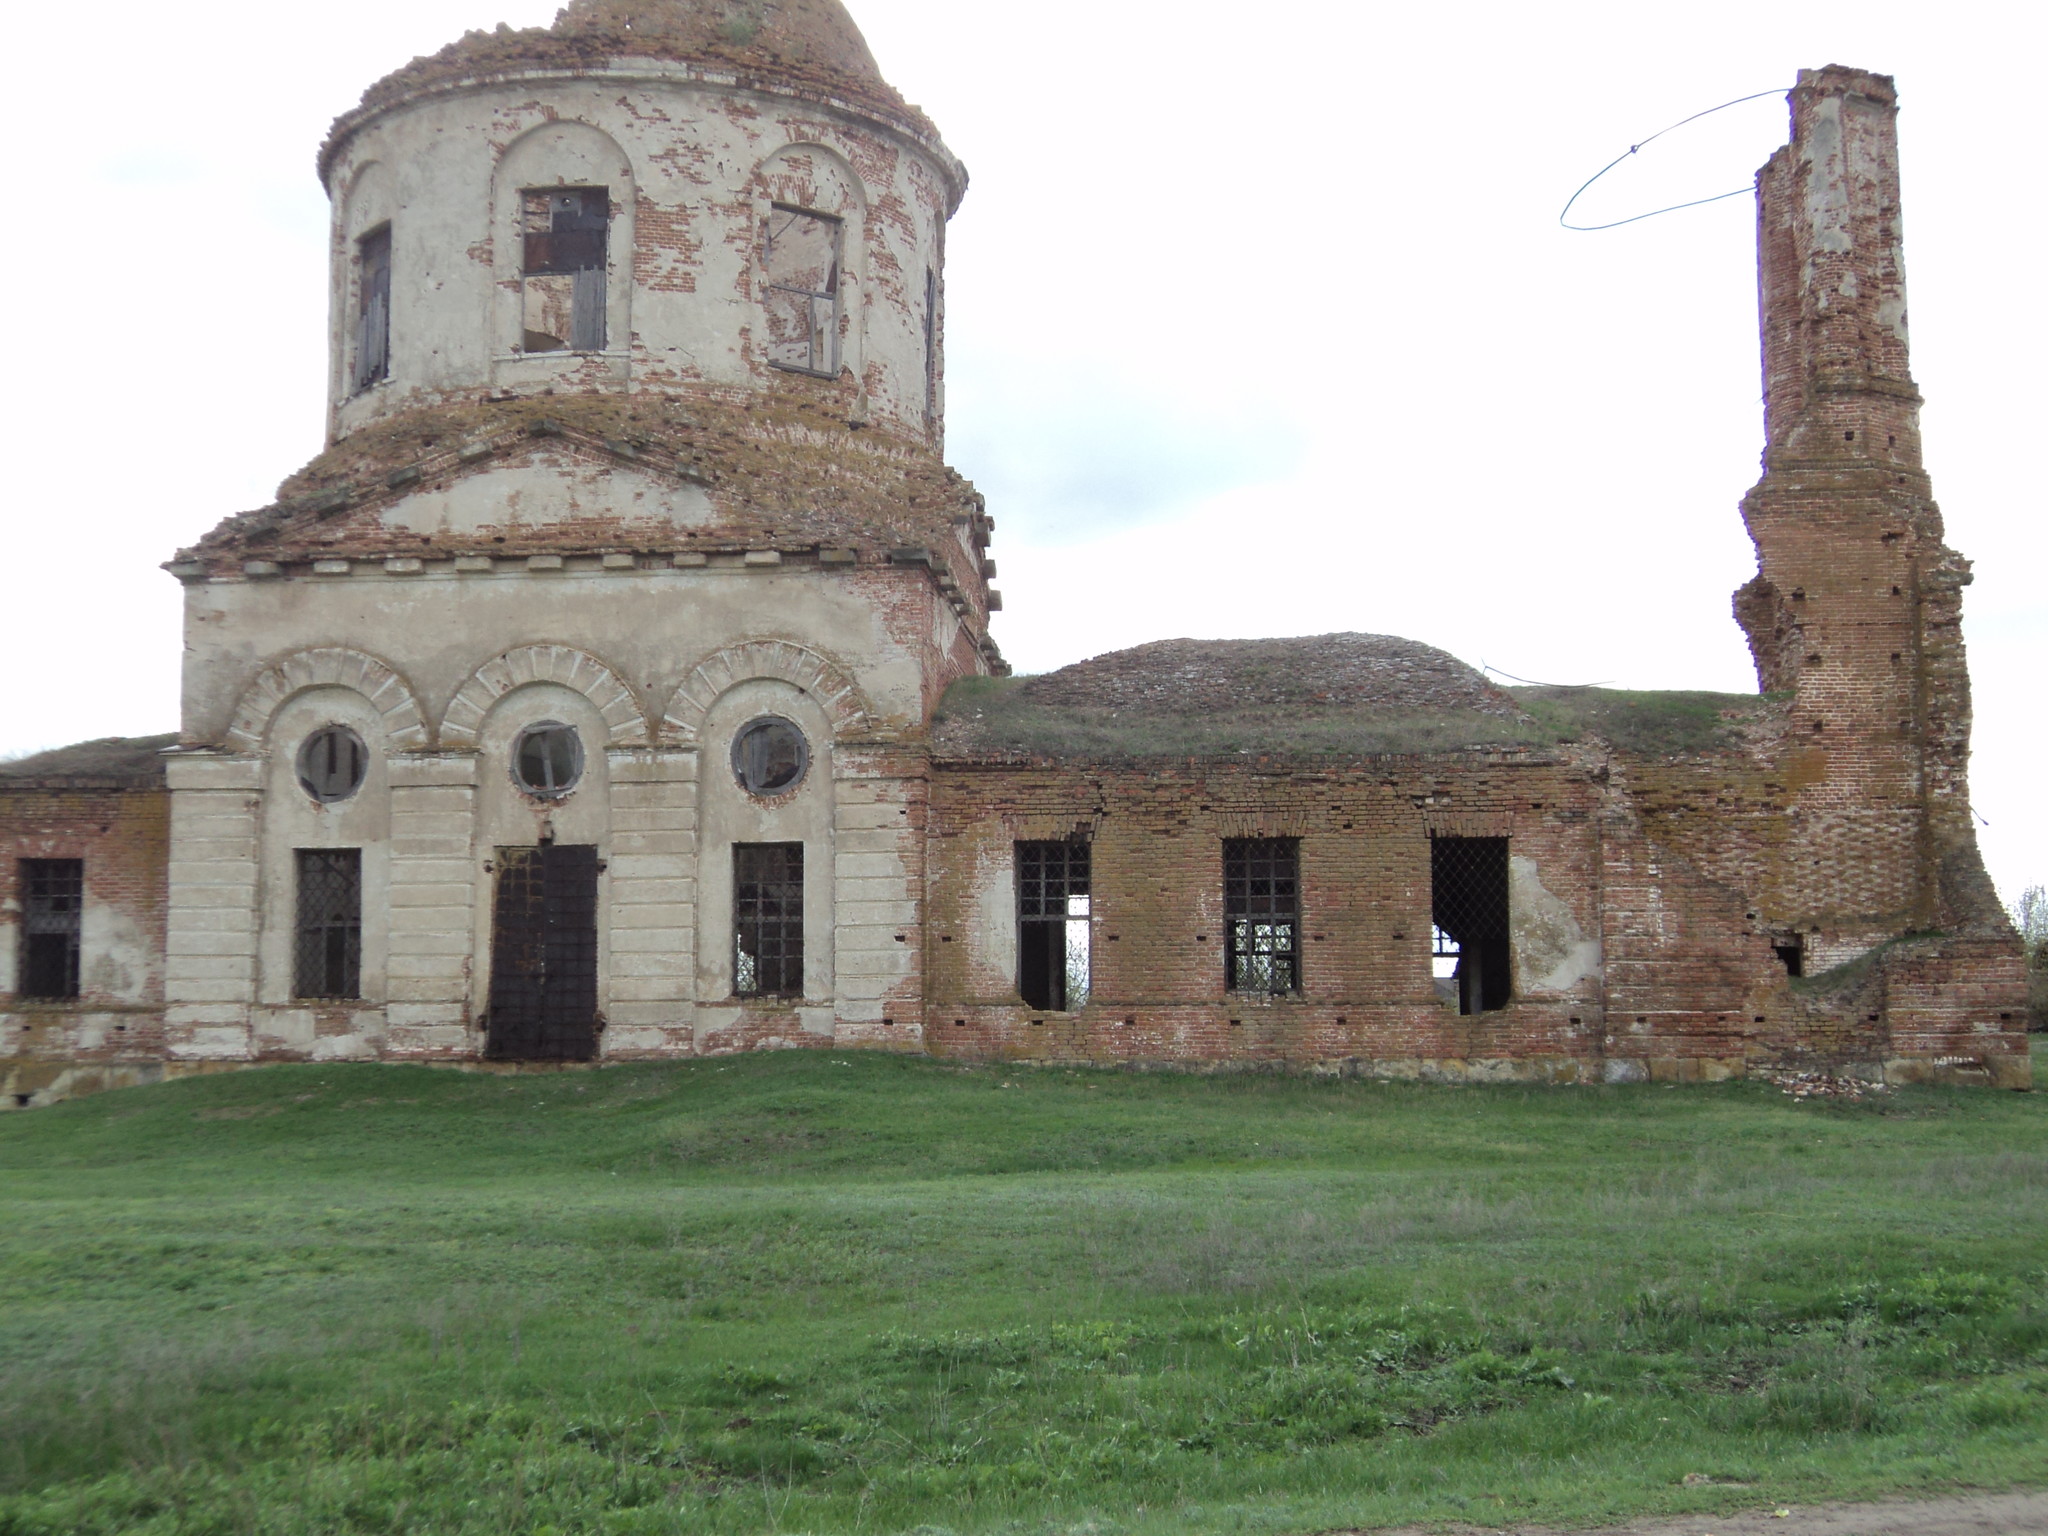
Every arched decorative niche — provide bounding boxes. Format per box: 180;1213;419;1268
491;119;638;366
254;684;397;1012
663;639;872;746
753;143;868;380
442;644;650;751
226;647;428;756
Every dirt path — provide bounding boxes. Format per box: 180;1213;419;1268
1362;1490;2048;1535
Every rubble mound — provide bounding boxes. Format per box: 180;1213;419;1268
0;736;176;788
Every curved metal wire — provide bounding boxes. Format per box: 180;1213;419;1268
1560;88;1787;232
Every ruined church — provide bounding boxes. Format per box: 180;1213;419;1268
0;0;2031;1107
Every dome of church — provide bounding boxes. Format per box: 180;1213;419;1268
341;0;919;144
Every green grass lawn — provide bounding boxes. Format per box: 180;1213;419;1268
2;1050;2044;1536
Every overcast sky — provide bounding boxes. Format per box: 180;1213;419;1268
1;0;2040;906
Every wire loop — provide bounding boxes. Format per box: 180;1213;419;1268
1560;88;1787;231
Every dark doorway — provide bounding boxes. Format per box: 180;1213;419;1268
487;844;600;1061
1017;839;1091;1011
1430;836;1512;1015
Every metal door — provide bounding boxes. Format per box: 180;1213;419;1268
486;844;600;1061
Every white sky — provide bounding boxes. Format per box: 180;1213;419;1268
0;0;2040;906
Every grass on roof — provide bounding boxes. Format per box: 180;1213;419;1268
933;677;1780;762
2;1050;2045;1535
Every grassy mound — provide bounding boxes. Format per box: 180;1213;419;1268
1;1052;2044;1534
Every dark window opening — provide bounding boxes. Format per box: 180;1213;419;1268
355;224;391;391
922;265;939;426
522;188;608;353
19;859;83;1000
1224;838;1298;994
293;849;362;1001
487;844;600;1061
763;205;841;376
1774;936;1805;978
1431;836;1510;1015
297;725;368;804
1017;839;1090;1011
513;722;584;800
735;843;804;999
731;718;810;797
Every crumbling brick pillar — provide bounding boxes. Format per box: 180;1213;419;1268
1735;65;2004;958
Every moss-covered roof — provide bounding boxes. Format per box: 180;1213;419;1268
176;390;990;584
327;0;942;177
0;736;176;789
930;636;1781;764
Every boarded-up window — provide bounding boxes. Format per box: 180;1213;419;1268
18;859;83;1000
734;843;804;999
763;205;841;376
355;225;391;391
1018;840;1090;1012
294;849;362;1000
1224;839;1299;994
522;188;609;353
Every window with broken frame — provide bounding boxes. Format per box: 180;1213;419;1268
1430;835;1511;1015
763;205;842;376
1017;839;1091;1012
522;188;609;353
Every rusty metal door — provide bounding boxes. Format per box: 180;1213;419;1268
486;845;600;1061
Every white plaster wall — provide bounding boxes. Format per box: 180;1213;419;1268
324;70;953;436
181;566;920;750
1509;854;1602;997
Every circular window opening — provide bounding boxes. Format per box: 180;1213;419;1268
297;726;368;804
514;722;585;799
732;717;810;797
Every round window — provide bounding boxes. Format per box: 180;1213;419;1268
513;722;585;799
731;717;810;797
297;726;368;804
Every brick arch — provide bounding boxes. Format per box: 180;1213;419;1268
440;644;650;750
663;640;872;746
226;647;429;754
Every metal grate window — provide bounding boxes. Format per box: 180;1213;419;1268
1224;839;1299;994
1017;839;1091;1011
19;859;83;1000
1430;836;1511;1015
735;843;804;999
294;849;362;1001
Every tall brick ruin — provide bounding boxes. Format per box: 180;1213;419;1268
0;35;2029;1107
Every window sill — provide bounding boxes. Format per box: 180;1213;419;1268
768;361;841;381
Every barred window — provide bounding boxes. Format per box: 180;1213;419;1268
294;849;362;1001
735;843;804;999
763;205;841;376
1017;840;1090;1012
522;188;608;353
19;859;83;1000
1224;838;1299;994
1430;835;1510;1015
